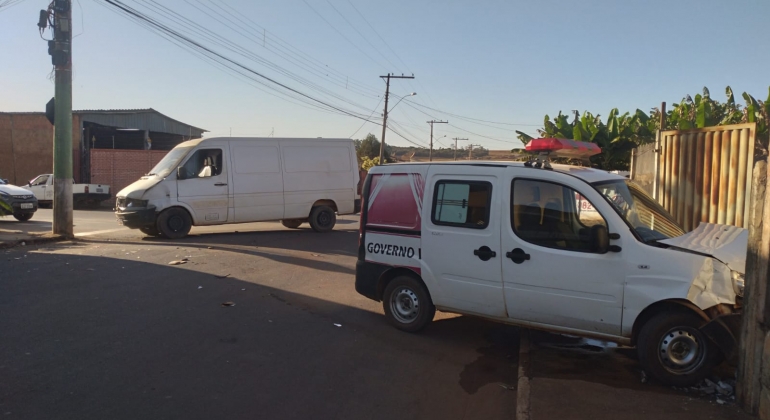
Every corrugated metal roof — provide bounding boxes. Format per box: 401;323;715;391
76;108;206;137
0;108;206;137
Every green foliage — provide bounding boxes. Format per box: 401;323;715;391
360;156;381;171
354;133;391;162
0;198;11;216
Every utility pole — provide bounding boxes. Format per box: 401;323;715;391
426;120;448;161
45;0;73;237
452;137;468;161
379;73;414;165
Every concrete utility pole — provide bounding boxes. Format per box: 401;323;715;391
452;137;468;161
378;73;414;165
426;120;448;161
47;0;74;237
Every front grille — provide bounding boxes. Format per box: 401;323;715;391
12;195;33;200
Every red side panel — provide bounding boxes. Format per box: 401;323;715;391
367;173;424;232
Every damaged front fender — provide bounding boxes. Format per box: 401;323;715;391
687;258;737;308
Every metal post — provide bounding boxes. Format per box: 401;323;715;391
426;120;447;162
52;0;73;237
379;73;415;165
453;137;468;161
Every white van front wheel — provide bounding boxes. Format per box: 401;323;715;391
383;276;435;333
157;208;192;239
309;206;336;232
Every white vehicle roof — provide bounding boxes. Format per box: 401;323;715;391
175;137;353;148
369;161;626;184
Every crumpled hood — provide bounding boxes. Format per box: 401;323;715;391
116;176;162;199
0;184;34;195
659;223;748;273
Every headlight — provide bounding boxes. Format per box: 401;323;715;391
0;190;9;197
731;271;745;297
122;198;148;208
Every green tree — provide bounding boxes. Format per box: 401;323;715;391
355;133;391;162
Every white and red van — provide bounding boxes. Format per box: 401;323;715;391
355;138;746;386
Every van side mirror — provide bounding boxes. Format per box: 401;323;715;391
177;167;187;180
590;225;610;254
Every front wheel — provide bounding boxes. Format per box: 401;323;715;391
382;276;436;333
13;213;33;222
637;311;720;387
156;208;192;239
308;206;336;233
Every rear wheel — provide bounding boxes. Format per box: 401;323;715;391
637;311;720;386
156;208;192;239
13;213;33;222
308;206;336;233
281;219;303;229
382;276;436;333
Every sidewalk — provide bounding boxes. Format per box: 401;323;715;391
523;330;753;420
0;228;64;248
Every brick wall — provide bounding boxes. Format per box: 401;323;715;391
91;149;168;197
0;113;81;185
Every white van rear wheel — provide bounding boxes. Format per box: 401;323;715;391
383;276;435;333
309;206;336;232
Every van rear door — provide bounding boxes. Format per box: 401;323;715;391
421;165;506;317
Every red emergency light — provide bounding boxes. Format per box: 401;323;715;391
525;138;601;159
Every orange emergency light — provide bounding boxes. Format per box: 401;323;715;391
524;138;601;169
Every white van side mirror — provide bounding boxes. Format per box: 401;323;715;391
177;167;187;180
590;225;610;254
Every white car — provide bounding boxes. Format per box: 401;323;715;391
0;179;38;221
355;138;745;386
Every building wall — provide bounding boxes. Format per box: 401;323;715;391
91;149;169;198
0;113;81;185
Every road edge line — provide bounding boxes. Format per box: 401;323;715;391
516;329;531;420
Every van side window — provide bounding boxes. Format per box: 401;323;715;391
180;149;223;179
511;179;607;252
432;181;491;229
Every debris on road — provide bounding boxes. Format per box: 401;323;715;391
311;253;320;257
221;302;235;307
333;323;342;327
498;383;516;391
198;286;203;289
168;260;187;265
214;273;230;279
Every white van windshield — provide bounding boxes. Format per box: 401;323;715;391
147;146;193;177
593;180;685;243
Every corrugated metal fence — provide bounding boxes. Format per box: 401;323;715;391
632;123;757;231
91;149;169;201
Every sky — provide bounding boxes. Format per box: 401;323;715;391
1;0;769;151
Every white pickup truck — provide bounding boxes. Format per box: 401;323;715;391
27;174;111;209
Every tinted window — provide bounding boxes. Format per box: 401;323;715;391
180;149;223;179
432;181;491;229
511;179;607;252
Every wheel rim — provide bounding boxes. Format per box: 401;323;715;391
168;215;185;232
658;327;706;375
317;211;331;227
390;287;420;324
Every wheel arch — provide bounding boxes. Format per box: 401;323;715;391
630;299;710;346
310;199;338;214
376;267;427;301
158;204;196;225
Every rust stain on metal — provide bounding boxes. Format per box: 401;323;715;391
718;131;731;225
710;131;722;224
693;132;705;230
726;129;740;225
701;132;713;225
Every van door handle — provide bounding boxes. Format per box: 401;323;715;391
214;182;228;186
506;248;531;264
473;246;497;261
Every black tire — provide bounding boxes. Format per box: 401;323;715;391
281;219;303;229
308;206;336;233
637;311;720;387
13;213;33;222
139;226;162;237
156;207;192;239
382;276;436;333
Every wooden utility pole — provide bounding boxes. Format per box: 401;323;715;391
378;73;414;165
47;0;74;237
453;137;468;161
660;101;667;130
427;120;448;161
468;144;475;160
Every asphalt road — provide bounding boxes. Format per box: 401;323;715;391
1;217;520;420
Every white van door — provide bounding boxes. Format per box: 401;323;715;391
28;175;49;200
422;166;506;317
502;167;626;335
177;147;230;225
230;143;284;222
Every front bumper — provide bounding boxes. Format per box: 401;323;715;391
115;206;156;229
1;196;38;215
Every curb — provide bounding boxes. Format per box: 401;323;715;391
0;235;68;249
516;329;531;420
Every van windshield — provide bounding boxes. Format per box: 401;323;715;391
592;179;685;243
147;146;193;177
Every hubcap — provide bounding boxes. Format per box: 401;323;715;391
168;215;184;231
390;287;419;324
658;327;705;374
318;211;331;227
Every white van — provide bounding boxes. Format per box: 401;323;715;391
355;139;746;386
115;137;360;238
